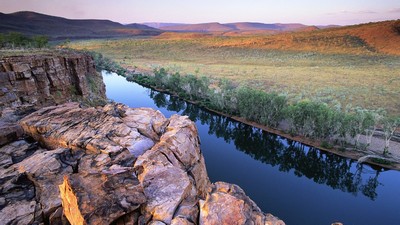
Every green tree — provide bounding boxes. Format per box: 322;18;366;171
364;109;385;149
7;32;28;47
33;35;49;48
382;117;400;155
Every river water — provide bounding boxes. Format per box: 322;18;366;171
102;71;400;225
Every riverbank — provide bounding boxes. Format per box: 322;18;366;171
120;70;400;171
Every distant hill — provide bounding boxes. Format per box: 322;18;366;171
143;23;186;29
198;20;400;55
317;25;341;29
159;23;233;32
0;11;162;39
225;22;310;31
155;22;316;33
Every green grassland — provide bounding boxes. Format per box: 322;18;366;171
67;36;400;115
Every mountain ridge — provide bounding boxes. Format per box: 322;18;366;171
0;11;162;39
146;22;320;33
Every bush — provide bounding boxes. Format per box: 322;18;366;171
84;51;126;74
236;87;286;127
0;32;48;48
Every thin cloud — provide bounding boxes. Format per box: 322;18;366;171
387;8;400;13
326;10;377;16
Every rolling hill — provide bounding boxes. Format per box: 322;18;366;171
191;20;400;55
143;23;186;29
0;11;162;39
155;22;316;33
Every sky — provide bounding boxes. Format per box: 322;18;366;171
1;0;399;25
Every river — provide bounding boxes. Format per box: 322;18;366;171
102;71;400;225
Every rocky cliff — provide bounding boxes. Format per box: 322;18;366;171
0;52;106;111
0;51;106;147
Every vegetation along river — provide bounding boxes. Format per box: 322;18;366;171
103;71;400;225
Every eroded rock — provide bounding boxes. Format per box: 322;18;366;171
199;182;285;225
1;102;284;225
134;114;210;224
20;103;168;155
59;170;146;225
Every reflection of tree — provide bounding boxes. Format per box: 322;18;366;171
148;89;382;200
167;96;186;112
150;91;168;108
361;169;381;200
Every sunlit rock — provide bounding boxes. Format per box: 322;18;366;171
199;182;285;225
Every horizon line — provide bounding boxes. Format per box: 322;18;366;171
2;10;398;27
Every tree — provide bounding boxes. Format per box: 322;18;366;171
349;108;370;148
6;32;29;47
382;117;400;155
364;109;385;149
154;68;168;87
33;35;49;48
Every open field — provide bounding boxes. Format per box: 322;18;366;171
67;21;400;115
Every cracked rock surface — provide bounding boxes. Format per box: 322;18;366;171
1;103;285;225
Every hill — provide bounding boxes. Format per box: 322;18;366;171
0;11;161;39
143;23;186;29
225;22;310;31
159;22;233;32
196;20;400;55
157;22;316;33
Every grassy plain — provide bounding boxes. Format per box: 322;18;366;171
67;21;400;115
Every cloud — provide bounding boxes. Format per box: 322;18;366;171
387;8;400;13
326;10;377;16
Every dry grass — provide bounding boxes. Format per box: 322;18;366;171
67;21;400;115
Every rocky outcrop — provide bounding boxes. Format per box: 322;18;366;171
0;102;285;224
200;182;285;225
0;52;106;111
0;51;107;153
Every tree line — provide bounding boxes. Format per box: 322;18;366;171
0;32;49;48
128;68;400;155
148;90;381;200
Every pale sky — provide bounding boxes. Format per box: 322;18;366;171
1;0;399;25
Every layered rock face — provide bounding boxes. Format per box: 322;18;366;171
1;103;285;225
0;52;106;111
0;52;106;147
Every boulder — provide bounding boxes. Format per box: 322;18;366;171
134;114;210;224
59;169;146;225
199;182;285;225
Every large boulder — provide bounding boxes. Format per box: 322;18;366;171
199;182;285;225
134;115;210;224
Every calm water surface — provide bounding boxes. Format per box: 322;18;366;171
103;71;400;225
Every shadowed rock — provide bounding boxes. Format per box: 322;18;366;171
59;169;146;225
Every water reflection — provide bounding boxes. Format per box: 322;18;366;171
148;90;382;200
